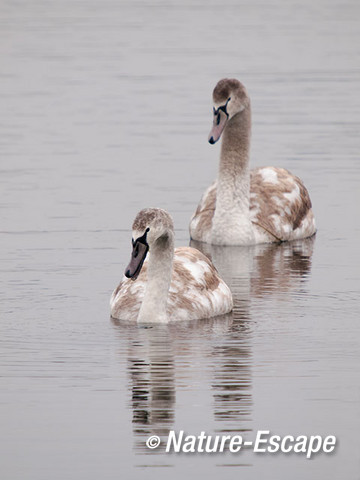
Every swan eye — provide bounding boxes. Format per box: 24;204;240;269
217;113;221;125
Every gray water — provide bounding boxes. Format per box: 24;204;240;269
1;1;360;479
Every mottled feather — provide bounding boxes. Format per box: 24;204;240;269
190;166;316;243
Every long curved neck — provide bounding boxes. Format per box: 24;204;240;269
212;107;255;245
137;233;174;323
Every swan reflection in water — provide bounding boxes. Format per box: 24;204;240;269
111;313;247;455
191;236;315;310
111;236;315;455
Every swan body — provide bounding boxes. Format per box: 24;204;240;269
190;78;316;246
110;208;233;323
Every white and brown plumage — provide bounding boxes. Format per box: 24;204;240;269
110;208;233;323
190;78;316;245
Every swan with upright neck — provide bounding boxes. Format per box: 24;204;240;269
190;78;316;245
110;208;233;323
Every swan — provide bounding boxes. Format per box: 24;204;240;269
190;78;316;245
110;208;233;323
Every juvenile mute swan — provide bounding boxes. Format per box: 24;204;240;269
190;78;316;245
110;208;233;323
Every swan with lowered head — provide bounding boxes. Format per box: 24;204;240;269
110;208;233;323
190;78;316;246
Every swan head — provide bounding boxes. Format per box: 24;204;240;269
208;78;250;144
124;208;174;280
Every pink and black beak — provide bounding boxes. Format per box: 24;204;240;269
208;97;231;144
125;228;150;281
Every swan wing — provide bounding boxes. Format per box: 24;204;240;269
250;167;316;241
167;247;233;321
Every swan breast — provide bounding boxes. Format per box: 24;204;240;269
110;246;233;321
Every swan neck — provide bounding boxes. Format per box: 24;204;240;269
212;107;255;245
137;232;174;323
219;107;251;175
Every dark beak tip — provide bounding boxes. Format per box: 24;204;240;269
125;269;131;278
209;137;215;144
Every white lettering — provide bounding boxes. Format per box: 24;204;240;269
281;435;294;453
294;435;307;453
254;430;269;452
323;435;336;453
166;430;183;452
268;435;280;453
205;436;220;453
197;431;206;452
165;430;337;456
306;436;322;459
183;435;196;453
229;435;243;453
218;435;231;452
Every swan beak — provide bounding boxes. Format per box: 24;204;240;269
208;110;228;144
125;241;149;281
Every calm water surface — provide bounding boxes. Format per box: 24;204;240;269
1;1;360;479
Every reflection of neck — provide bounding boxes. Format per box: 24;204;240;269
137;233;174;323
211;108;255;245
